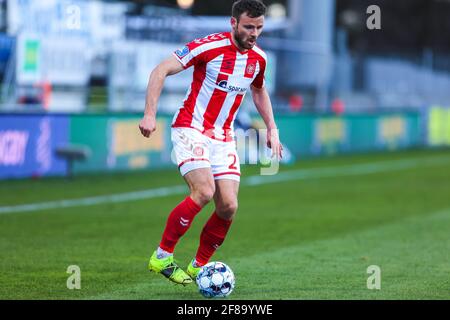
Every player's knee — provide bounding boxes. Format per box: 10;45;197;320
217;200;238;220
192;184;215;207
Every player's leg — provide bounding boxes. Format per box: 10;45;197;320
187;179;239;278
148;128;214;285
149;168;215;285
183;168;216;207
187;140;240;279
157;168;215;254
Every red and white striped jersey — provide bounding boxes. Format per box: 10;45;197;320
172;32;267;142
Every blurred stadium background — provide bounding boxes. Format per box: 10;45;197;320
0;0;449;300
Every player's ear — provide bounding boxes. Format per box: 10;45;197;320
230;17;237;29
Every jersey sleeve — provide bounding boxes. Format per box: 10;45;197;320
173;40;206;69
251;59;266;89
173;33;228;69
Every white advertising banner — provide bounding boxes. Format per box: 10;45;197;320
16;33;90;86
110;41;194;92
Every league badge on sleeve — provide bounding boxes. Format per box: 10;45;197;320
175;46;190;59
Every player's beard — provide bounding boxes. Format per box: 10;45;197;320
233;28;256;50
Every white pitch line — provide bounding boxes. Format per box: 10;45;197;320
0;185;187;215
0;155;449;215
244;155;450;186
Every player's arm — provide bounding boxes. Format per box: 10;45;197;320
251;85;283;160
139;55;184;138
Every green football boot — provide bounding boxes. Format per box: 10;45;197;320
148;251;192;286
186;259;202;280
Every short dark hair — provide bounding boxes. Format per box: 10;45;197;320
232;0;267;21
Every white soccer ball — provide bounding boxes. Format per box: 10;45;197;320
196;261;235;298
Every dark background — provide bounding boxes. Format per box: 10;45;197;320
126;0;450;54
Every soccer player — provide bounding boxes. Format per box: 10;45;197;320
139;0;283;285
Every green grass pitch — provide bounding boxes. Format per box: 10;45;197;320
0;149;449;300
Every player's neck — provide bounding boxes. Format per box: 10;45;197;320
230;33;249;53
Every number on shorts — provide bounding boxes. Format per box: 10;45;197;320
228;153;237;170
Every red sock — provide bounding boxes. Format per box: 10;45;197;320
195;212;233;266
159;197;202;253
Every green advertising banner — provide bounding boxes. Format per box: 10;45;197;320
67;112;421;175
70;114;173;174
428;106;450;146
267;113;421;157
23;39;40;72
17;34;42;84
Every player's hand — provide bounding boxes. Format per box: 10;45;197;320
139;114;157;138
267;128;283;160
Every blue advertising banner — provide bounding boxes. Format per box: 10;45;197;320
0;115;69;179
0;34;14;71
